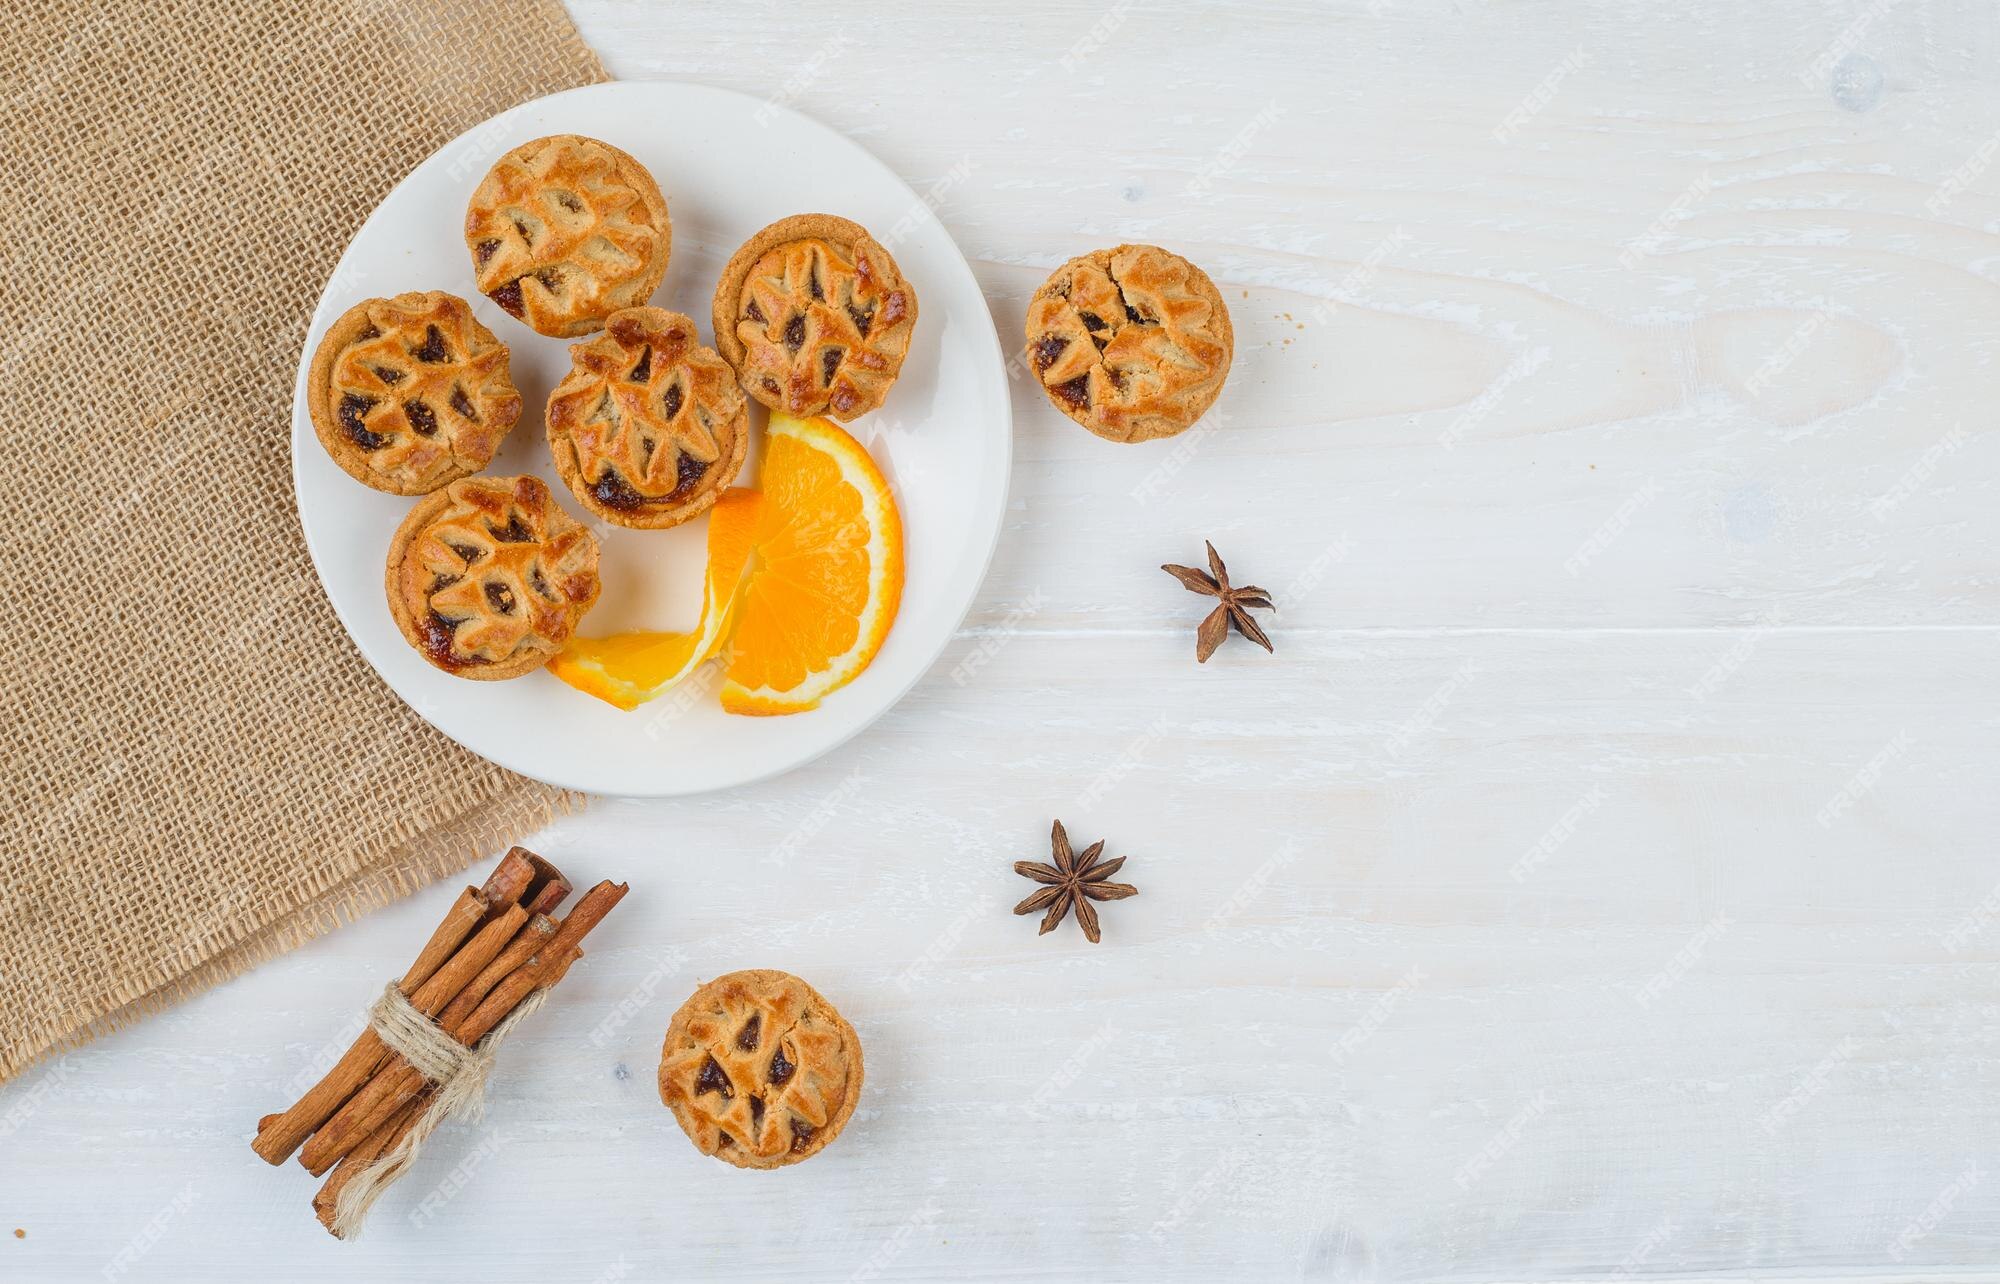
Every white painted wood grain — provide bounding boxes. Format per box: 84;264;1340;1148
7;1;2000;1280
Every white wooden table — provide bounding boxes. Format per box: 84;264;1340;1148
8;3;2000;1279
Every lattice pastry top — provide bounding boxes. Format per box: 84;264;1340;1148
659;969;863;1169
384;475;601;680
545;307;748;529
712;214;916;421
465;134;671;338
308;291;520;494
1025;244;1233;443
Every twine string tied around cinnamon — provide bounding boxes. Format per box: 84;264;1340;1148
329;980;551;1239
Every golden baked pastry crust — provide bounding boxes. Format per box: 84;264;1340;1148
307;291;521;494
384;475;601;680
711;213;916;421
464;134;671;338
659;969;863;1170
1025;244;1234;443
545;307;748;530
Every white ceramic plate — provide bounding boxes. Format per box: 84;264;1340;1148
291;82;1011;797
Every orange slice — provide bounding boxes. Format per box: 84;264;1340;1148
721;412;904;715
550;488;762;710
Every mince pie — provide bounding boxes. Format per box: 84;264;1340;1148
384;475;601;680
658;969;863;1170
307;291;521;494
712;213;916;421
464;134;671;338
545;307;748;529
1025;244;1234;443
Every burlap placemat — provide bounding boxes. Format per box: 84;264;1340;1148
0;0;608;1083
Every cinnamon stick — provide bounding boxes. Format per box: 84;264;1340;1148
456;880;626;1047
316;916;581;1222
280;880;572;1168
441;915;559;1029
251;885;486;1164
519;872;574;920
401;888;488;990
475;847;538;918
311;1092;426;1236
300;913;558;1174
309;943;590;1176
300;881;627;1173
518;850;571;911
252;903;526;1165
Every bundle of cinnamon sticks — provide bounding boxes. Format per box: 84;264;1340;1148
252;847;626;1235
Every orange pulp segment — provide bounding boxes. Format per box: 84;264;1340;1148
549;487;762;710
721;412;904;715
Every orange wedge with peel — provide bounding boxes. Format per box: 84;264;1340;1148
550;488;762;710
721;412;904;715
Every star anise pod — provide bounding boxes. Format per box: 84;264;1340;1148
1161;541;1274;662
1012;820;1138;944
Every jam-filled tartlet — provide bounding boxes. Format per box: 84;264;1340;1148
384;475;601;680
545;307;748;530
658;969;864;1170
712;213;916;421
464;134;671;338
1025;243;1233;443
307;291;521;494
